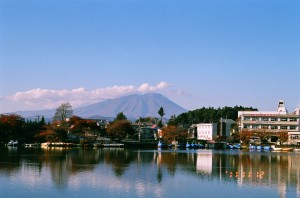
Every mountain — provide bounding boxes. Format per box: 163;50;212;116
10;93;187;121
74;93;187;120
13;109;55;122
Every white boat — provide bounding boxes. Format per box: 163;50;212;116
294;148;300;152
7;140;18;146
281;148;293;152
271;145;282;151
102;143;124;147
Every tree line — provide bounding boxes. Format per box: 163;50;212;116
0;103;259;145
168;105;257;126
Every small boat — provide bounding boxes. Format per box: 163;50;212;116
256;146;262;150
270;145;282;151
294;148;300;152
102;143;124;147
281;148;293;152
263;146;271;151
249;144;256;150
7;140;18;147
157;141;168;148
176;143;186;148
272;147;282;151
186;142;191;148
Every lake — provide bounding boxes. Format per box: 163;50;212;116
0;147;299;198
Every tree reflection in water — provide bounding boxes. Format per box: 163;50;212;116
0;147;300;197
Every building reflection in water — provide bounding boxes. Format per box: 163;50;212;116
0;147;300;197
194;150;300;198
196;150;213;174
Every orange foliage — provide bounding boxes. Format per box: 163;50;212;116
161;125;188;143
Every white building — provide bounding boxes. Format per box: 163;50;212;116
238;100;300;145
197;123;217;140
188;119;235;141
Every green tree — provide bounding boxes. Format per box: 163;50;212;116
54;128;68;142
114;112;127;122
173;106;257;126
158;107;165;127
53;103;73;122
135;117;158;125
39;116;46;127
167;114;177;126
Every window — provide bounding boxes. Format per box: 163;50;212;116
262;125;269;129
271;126;278;129
252;117;258;121
290;126;296;130
244;117;250;121
244;125;250;129
289;118;297;122
280;126;287;130
271;118;277;121
280;118;287;122
291;135;300;140
262;117;269;122
252;125;259;129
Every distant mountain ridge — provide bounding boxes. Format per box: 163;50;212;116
74;93;187;119
12;93;187;121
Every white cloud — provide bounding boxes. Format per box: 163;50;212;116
6;82;174;110
137;82;170;92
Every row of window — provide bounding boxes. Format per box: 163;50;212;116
243;117;298;122
198;131;212;135
243;125;297;130
290;135;300;140
198;125;212;129
198;135;211;140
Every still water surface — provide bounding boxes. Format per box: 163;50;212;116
0;147;299;198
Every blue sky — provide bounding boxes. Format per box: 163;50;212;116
0;0;299;114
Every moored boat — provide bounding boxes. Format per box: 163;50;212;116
294;148;300;152
256;145;262;150
102;143;124;147
281;148;293;152
7;140;18;147
263;145;271;151
270;145;282;151
186;142;191;148
157;141;168;148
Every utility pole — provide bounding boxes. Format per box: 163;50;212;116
36;115;41;122
138;117;141;142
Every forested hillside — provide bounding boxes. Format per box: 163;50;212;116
170;106;258;126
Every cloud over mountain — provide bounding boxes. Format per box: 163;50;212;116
13;93;187;121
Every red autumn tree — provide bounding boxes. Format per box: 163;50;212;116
161;125;188;143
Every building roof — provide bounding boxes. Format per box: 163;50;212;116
238;100;298;117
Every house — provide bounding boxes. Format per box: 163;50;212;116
140;125;158;140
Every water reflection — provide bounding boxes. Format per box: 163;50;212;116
0;147;300;198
